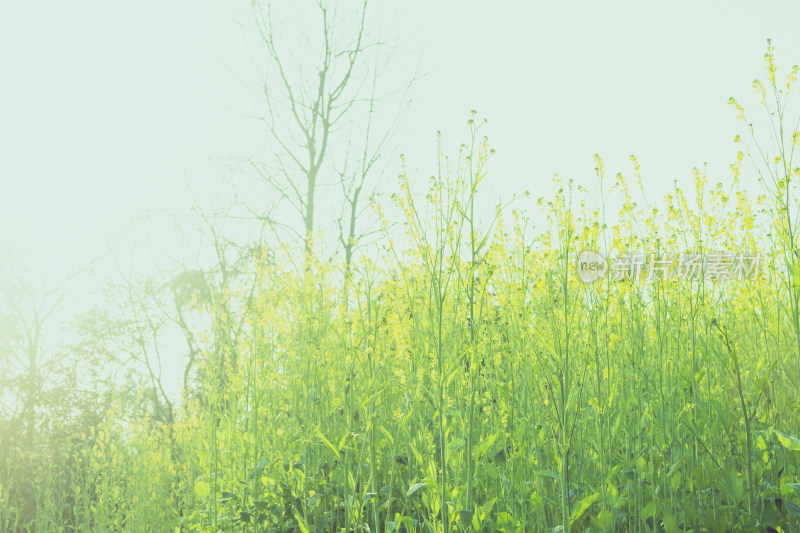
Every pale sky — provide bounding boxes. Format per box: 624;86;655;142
2;0;799;283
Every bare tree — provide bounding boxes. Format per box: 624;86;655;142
162;209;262;400
246;0;415;268
336;51;411;292
0;253;92;446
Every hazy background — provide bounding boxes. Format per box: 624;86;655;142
2;0;799;288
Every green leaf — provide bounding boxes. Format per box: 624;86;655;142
642;500;658;519
570;492;599;524
316;428;343;461
406;482;427;498
355;383;388;413
532;468;559;480
774;430;800;451
670;472;682;493
479;496;497;522
456;509;473;525
636;456;647;476
294;512;310;533
590;509;613;531
484;460;499;480
662;511;679;533
786;501;800;517
475;431;500;459
309;493;321;508
496;511;514;527
194;480;210;500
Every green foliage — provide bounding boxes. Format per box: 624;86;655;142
3;44;800;533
